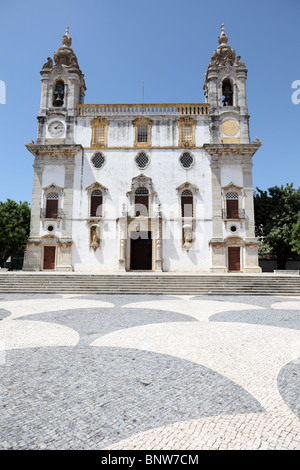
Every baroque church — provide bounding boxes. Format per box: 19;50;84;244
23;25;262;273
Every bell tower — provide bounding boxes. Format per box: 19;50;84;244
204;24;249;144
36;26;86;144
204;25;262;273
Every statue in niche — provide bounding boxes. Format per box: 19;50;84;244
90;225;100;250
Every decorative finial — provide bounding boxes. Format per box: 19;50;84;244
218;23;228;45
62;25;72;48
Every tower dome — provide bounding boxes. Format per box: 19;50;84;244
53;26;80;69
208;24;236;68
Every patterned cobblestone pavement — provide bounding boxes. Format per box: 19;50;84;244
0;293;299;450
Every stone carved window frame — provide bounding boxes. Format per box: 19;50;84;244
133;117;153;148
176;182;198;250
176;182;199;220
86;182;108;222
179;150;195;170
42;184;64;227
91;151;107;170
126;174;157;219
90;116;109;148
135;151;150;170
177;116;196;148
221;182;245;223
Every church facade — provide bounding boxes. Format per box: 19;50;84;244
23;26;262;273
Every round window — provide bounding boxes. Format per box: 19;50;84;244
92;152;105;169
180;152;194;169
230;225;237;233
135;152;149;170
47;225;54;232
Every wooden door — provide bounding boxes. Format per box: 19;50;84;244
228;246;240;271
130;231;152;270
43;246;56;270
46;199;58;218
226;199;239;219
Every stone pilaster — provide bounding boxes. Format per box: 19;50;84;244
210;158;227;272
242;160;261;272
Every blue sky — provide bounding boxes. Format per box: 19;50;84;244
0;0;299;204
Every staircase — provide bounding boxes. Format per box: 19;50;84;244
0;272;300;295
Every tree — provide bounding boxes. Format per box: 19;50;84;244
0;199;31;268
254;184;300;269
291;212;300;256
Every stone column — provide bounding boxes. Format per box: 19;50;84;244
23;162;43;270
30;163;43;238
242;160;256;239
119;204;127;271
242;159;261;272
62;163;75;238
39;75;50;115
155;215;163;272
210;159;226;272
56;163;75;271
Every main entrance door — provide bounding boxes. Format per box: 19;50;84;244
43;246;56;270
228;246;240;271
130;231;152;270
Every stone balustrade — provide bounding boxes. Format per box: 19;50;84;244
77;103;209;117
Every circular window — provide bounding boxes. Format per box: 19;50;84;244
180;152;194;169
135;152;149;170
230;225;237;233
47;225;54;232
92;152;105;169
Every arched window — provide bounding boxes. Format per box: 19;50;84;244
53;80;65;107
222;78;233;106
135;187;149;216
90;190;103;217
46;192;59;218
226;192;239;218
181;190;193;217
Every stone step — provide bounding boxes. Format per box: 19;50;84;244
0;273;299;295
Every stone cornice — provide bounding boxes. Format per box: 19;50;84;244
25;143;83;158
203;141;262;158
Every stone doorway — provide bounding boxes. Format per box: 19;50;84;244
228;246;240;271
130;231;152;270
43;246;56;270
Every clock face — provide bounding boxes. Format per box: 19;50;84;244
48;120;64;137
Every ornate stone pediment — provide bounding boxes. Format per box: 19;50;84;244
222;182;243;192
176;182;199;194
127;174;156;197
85;181;108;193
43;183;64;194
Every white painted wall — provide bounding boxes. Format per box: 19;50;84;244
69;115;214;271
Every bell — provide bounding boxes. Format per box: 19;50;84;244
53;83;64;107
222;85;233;106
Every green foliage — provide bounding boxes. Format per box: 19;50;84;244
254;183;300;269
291;212;300;255
0;199;31;267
